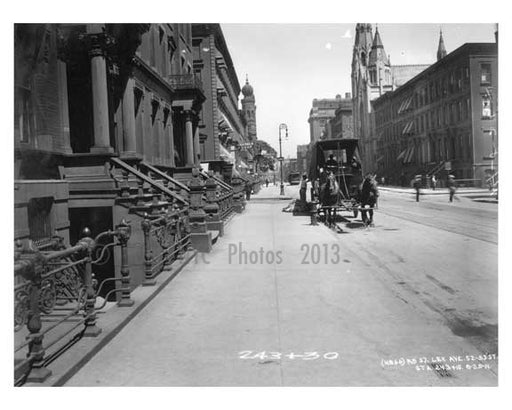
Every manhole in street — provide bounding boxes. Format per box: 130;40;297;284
383;228;400;231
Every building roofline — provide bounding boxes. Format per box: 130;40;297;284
192;23;242;94
374;42;496;106
391;64;431;68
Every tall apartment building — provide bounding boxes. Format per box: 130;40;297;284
372;42;497;185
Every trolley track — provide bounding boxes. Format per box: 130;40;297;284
377;207;497;245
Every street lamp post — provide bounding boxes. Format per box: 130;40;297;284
278;123;288;196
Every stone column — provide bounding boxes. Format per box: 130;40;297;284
88;30;113;154
193;125;201;166
122;78;137;157
57;59;72;154
184;111;195;166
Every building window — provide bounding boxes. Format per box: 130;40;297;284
159;26;167;76
149;27;156;68
370;70;376;84
480;63;492;85
16;87;34;143
482;94;493;118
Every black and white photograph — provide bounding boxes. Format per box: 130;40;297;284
4;0;510;408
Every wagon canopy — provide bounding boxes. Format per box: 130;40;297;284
308;139;360;181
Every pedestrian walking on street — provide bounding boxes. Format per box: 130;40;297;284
265;178;269;188
431;174;437;190
245;181;252;201
447;175;458;202
413;175;422;202
360;173;379;226
299;174;308;202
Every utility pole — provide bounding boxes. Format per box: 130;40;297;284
279;123;288;195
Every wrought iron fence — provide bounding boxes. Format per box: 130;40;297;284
168;74;203;91
14;220;133;385
141;208;190;286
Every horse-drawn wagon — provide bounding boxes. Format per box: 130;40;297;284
308;139;364;227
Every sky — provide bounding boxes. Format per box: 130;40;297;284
221;23;496;158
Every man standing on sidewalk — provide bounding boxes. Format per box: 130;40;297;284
299;174;308;202
447;175;458;202
413;175;422;202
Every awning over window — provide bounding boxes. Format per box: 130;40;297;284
396;148;407;161
402;121;414;135
404;146;415;163
397;95;413;115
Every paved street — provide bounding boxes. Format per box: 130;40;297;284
65;184;498;386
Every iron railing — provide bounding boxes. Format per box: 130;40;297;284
14;219;133;385
141;209;190;286
168;74;203;92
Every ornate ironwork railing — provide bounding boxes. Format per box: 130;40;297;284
168;74;203;92
141;208;190;286
199;170;234;221
14;220;133;385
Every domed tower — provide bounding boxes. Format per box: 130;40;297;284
241;75;257;141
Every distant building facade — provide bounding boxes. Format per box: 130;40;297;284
372;42;498;186
325;93;353;140
308;94;348;143
351;23;430;171
296;144;310;175
192;24;250;176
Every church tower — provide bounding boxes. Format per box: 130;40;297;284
437;28;447;61
368;25;393;99
351;23;374;143
241;75;257;141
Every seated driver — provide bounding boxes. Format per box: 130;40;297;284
325;154;338;173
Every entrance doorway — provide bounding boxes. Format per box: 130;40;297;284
69;206;116;301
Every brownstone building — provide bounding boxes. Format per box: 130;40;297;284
14;23;214;296
191;24;251;177
372;42;498;186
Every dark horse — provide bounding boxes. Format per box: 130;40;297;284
319;173;340;226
